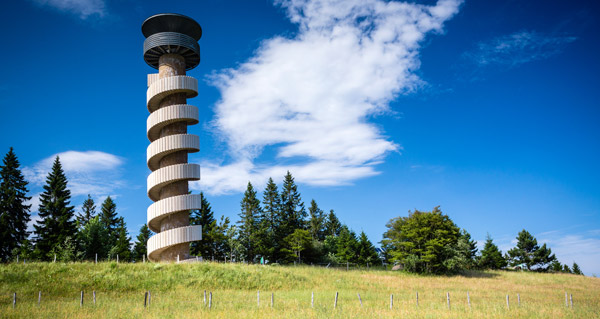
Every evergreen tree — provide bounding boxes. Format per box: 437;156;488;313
336;225;359;263
478;234;507;270
78;216;109;260
324;209;342;237
132;224;152;261
206;216;231;260
262;177;281;262
562;264;572;273
33;156;77;260
282;228;312;263
238;182;262;262
356;231;378;266
308;199;325;240
280;171;306;236
99;196;119;250
76;194;96;228
550;260;563;272
0;148;31;262
109;217;131;261
572;262;583;275
507;229;556;271
190;192;216;258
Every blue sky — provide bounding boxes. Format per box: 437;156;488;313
1;0;599;275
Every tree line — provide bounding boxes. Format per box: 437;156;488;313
0;147;584;275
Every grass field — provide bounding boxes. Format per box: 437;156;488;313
1;262;598;318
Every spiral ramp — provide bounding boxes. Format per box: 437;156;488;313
146;74;202;262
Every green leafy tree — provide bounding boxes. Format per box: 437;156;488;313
109;217;131;261
76;195;96;228
207;216;231;260
572;262;583;275
132;224;152;261
282;229;312;263
324;209;342;237
308;199;325;240
0;148;31;262
190;192;216;258
50;236;80;262
262;177;281;262
507;229;556;271
226;225;244;262
356;231;378;266
446;229;478;271
33;156;77;260
99;196;119;250
381;206;461;274
280;171;306;236
78;216;109;260
238;182;262;262
478;234;507;269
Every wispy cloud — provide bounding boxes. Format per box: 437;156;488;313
462;30;576;69
537;231;600;276
23;151;125;200
31;0;106;19
197;0;463;195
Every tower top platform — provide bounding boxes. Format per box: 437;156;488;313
142;13;202;41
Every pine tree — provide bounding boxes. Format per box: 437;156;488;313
238;182;262;262
78;216;108;260
109;217;131;261
308;199;325;240
33;156;76;260
262;177;281;262
76;194;96;228
132;224;152;261
190;192;216;258
99;196;119;251
0;148;31;262
280;171;306;236
507;229;556;271
324;210;342;237
572;262;583;275
478;234;507;270
356;231;378;266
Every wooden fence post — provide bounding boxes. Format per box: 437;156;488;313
357;293;362;307
570;294;573;308
565;292;568;307
271;292;274;308
144;291;148;308
93;291;96;305
311;291;314;308
257;290;260;307
203;290;207;305
148;291;151;306
467;291;471;309
80;291;84;307
506;294;509;309
517;293;520;307
416;291;419;307
95;253;97;264
54;254;56;263
209;292;212;309
143;254;145;263
334;292;338;309
13;292;16;308
117;254;119;263
390;294;393;309
447;292;450;310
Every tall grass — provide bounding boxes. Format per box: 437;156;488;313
1;262;598;318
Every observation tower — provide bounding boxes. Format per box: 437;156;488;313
142;13;203;262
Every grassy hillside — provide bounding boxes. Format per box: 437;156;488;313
1;262;598;318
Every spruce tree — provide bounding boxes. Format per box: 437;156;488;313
336;225;359;263
0;148;31;262
572;262;583;275
280;171;306;236
78;216;108;260
478;234;507;269
262;177;281;262
99;196;119;250
357;231;378;266
207;216;231;260
76;194;96;228
238;182;262;262
33;156;76;260
324;209;342;237
190;192;216;257
308;199;325;240
132;224;152;261
109;217;131;261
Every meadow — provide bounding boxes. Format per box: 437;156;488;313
1;262;598;318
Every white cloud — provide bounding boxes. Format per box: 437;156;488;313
537;232;600;277
199;0;463;195
32;0;106;19
23;150;125;198
462;30;576;68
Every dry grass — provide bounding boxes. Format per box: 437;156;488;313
0;262;598;318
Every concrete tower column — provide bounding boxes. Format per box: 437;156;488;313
142;14;203;262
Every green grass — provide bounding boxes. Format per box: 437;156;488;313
1;262;598;318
